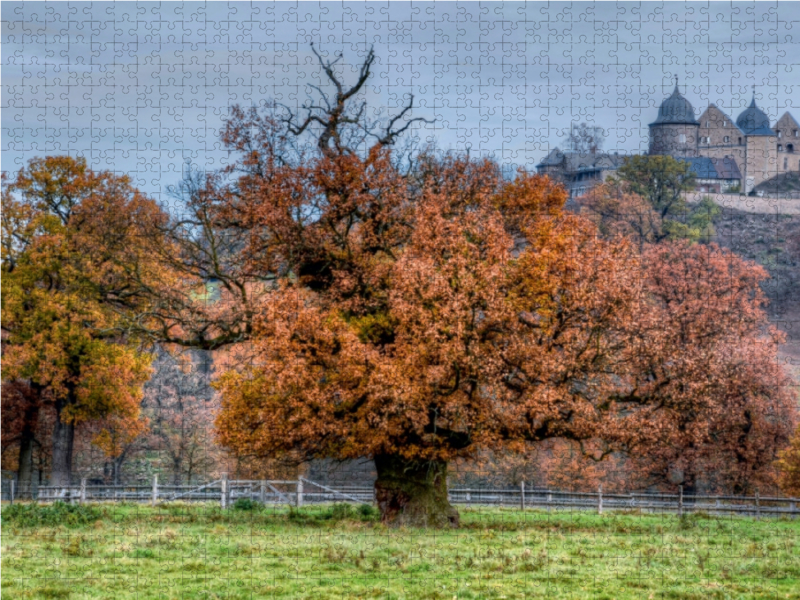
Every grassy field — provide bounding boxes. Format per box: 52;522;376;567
1;501;799;600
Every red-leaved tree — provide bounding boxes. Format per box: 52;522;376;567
619;241;798;494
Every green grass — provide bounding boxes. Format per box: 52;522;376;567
2;502;799;599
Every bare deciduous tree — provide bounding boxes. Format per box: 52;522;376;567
563;122;605;154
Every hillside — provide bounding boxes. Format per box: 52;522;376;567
753;171;800;195
712;206;800;386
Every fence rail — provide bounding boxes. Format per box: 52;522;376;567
6;476;797;520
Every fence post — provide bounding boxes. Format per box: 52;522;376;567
755;490;760;521
597;484;603;515
678;485;684;517
9;479;15;505
221;473;228;509
547;491;552;512
151;475;158;507
296;477;303;508
80;478;87;504
520;481;525;511
259;480;267;504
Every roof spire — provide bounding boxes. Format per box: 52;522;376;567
751;85;756;107
674;75;679;93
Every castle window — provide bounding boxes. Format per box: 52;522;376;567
778;131;782;138
724;136;730;143
788;144;795;153
794;130;798;137
738;137;742;144
723;121;727;127
785;158;789;169
778;144;783;151
679;134;686;143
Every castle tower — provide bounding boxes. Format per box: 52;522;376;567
736;88;776;192
648;77;700;157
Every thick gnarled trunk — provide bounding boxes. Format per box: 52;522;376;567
50;400;75;488
374;455;459;528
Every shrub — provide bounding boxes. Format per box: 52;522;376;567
357;503;379;521
232;497;260;511
330;503;355;520
2;502;103;528
287;503;377;524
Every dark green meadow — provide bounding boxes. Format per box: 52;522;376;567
2;502;799;600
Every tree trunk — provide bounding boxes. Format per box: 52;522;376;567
373;455;459;528
113;450;127;486
50;400;75;487
16;401;40;499
172;457;183;486
17;433;35;499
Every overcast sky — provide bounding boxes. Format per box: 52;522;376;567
3;1;798;203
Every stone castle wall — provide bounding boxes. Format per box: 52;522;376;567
649;123;699;157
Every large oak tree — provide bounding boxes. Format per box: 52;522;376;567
187;47;653;527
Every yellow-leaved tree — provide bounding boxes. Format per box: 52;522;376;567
1;157;166;487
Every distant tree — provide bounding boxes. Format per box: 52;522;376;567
563;123;605;154
579;178;720;249
580;155;720;247
615;154;722;244
577;181;663;250
143;346;220;485
617;155;696;211
457;441;630;493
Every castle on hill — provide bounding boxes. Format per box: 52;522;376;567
537;80;799;197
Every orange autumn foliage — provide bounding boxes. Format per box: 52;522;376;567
2;157;163;485
211;143;646;466
776;426;800;496
209;135;657;526
617;241;798;494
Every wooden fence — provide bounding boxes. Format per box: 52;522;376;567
18;477;800;519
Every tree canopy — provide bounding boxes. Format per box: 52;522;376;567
579;155;720;248
1;156;162;486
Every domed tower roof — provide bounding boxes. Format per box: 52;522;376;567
650;79;698;125
736;89;774;135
